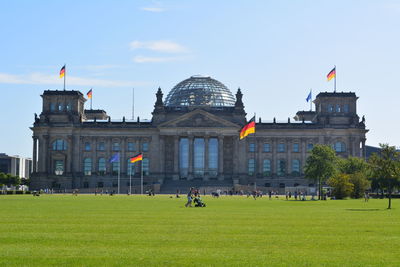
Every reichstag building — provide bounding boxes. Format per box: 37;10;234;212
30;75;368;192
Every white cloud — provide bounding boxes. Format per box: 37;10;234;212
133;55;188;63
0;72;148;87
130;40;188;53
141;7;164;12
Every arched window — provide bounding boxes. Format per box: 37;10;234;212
334;142;346;152
127;158;135;176
98;158;106;175
84;142;91;151
52;139;67;151
83;158;92;176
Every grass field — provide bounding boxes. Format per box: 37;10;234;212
0;195;399;266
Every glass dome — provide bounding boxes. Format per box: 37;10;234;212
165;75;236;107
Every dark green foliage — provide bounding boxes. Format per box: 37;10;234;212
304;145;338;199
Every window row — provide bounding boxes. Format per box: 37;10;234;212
49;103;72;112
250;143;314;153
83;158;149;176
84;141;148;152
248;159;301;176
327;104;349;113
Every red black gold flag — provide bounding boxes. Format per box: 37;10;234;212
59;65;65;78
87;89;93;99
130;153;143;163
240;116;256;140
327;67;336;81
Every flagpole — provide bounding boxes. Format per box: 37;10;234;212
334;65;336;92
63;64;66;90
141;161;143;195
118;157;120;195
91;89;93;110
129;163;132;195
254;113;257;192
310;89;312;111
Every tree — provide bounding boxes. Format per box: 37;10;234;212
327;173;354;199
368;144;400;209
339;157;370;198
304;145;338;200
349;172;370;199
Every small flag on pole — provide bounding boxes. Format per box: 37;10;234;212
59;65;65;78
327;67;336;81
306;91;312;102
240;116;256;140
130;153;143;163
109;153;119;163
87;89;93;99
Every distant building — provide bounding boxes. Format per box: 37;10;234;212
30;75;368;192
0;153;32;179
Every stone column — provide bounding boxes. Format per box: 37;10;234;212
67;135;73;173
301;138;306;174
93;137;97;174
32;136;38;173
204;137;209;181
188;135;194;180
159;136;165;179
257;138;263;175
43;135;49;174
287;139;291;177
272;138;277;177
361;138;366;159
218;136;224;180
173;136;179;180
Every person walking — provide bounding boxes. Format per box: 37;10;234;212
185;187;193;207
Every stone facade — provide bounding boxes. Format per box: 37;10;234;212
30;77;368;192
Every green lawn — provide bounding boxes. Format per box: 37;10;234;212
0;195;399;266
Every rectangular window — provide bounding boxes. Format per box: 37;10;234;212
112;142;120;151
249;143;255;152
112;162;120;175
84;142;91;151
208;138;218;178
336;104;341;112
292;159;300;175
193;138;205;177
127;160;135;176
344;104;349;113
179;138;189;177
263;159;271;176
142;158;149;176
54;160;64;175
263;143;270;152
292;143;299;152
97;142;105;151
127;142;135;152
307;143;314;151
277;159;286;176
248;158;255;175
278;143;285;152
142;142;149;152
327;104;334;112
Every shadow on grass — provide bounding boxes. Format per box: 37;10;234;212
346;208;381;212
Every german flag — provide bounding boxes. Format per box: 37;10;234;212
130;153;143;163
59;65;65;78
240;116;256;140
87;89;92;99
327;67;336;81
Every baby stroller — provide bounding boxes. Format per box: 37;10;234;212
194;196;206;207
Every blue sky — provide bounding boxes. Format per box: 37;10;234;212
1;0;400;158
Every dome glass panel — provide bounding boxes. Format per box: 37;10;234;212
165;76;236;107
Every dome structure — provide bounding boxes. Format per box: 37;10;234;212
164;75;236;107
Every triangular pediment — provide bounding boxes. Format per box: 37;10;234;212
158;109;240;128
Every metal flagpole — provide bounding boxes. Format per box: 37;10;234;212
90;89;93;110
129;163;132;195
253;113;257;192
118;158;120;194
334;65;336;92
310;89;312;111
63;64;66;90
141;160;143;195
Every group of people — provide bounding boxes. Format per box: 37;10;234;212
285;191;312;201
185;187;206;207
